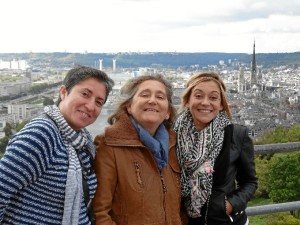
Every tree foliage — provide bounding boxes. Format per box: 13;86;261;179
254;124;300;199
16;121;28;132
0;136;9;153
0;123;13;153
266;212;300;225
263;152;300;203
30;83;49;94
43;97;54;106
255;125;300;144
3;123;12;137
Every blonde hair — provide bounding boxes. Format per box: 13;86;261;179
179;72;232;120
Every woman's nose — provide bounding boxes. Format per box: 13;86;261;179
200;96;210;104
148;95;157;104
86;100;96;111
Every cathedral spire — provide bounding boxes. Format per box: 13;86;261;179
250;40;257;86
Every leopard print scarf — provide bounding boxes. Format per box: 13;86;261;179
174;108;231;218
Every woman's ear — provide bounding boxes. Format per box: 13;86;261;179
126;103;132;115
59;85;67;100
219;103;224;111
165;113;170;120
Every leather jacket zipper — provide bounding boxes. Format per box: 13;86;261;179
134;161;144;187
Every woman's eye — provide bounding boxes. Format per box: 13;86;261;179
82;91;89;97
195;94;204;99
96;101;104;107
140;93;149;97
209;96;220;101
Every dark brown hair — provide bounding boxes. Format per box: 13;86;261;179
56;65;114;106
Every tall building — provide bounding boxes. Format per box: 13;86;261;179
238;65;246;92
112;59;116;71
25;68;32;83
257;67;263;84
99;59;103;70
250;41;257;87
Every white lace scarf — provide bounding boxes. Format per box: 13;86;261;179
174;108;231;218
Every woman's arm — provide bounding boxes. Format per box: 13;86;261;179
228;125;258;213
93;136;117;225
0;119;58;222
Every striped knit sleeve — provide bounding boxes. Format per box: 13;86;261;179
0;118;62;221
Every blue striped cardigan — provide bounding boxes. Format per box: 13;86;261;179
0;117;97;224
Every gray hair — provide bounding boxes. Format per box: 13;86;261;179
108;74;176;129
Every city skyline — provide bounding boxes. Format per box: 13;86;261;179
1;0;300;54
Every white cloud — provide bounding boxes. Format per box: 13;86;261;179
0;0;299;53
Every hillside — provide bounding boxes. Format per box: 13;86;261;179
1;51;300;69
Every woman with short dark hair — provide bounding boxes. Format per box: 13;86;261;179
0;65;114;225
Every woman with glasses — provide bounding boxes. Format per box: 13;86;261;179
93;74;185;225
0;65;114;225
174;72;257;225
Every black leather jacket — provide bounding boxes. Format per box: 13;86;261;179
193;124;258;225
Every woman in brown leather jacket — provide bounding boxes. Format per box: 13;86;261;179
93;74;184;225
174;72;258;225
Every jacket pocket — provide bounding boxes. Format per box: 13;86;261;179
207;191;230;223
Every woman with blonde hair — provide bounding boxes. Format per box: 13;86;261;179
174;72;257;225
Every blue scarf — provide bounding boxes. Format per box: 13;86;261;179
130;116;169;171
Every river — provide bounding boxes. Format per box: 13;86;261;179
86;107;111;138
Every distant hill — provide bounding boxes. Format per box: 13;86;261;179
1;52;300;69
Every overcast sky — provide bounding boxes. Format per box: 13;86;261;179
1;0;300;54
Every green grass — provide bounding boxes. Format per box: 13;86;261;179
248;198;300;225
249;215;271;225
248;198;274;225
248;197;273;206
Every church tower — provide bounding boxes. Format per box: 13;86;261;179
250;41;257;87
238;64;245;92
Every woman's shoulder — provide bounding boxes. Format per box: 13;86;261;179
230;124;252;146
10;116;61;145
5;116;66;167
28;116;59;133
232;124;249;136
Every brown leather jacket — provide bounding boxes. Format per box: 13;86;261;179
93;113;183;225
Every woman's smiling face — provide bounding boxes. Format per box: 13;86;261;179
186;80;223;130
58;77;107;131
127;80;170;135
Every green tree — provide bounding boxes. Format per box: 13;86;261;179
266;212;300;225
0;136;9;153
16;121;28;132
43;97;54;106
255;125;300;144
264;152;300;203
3;123;12;137
0;123;13;153
254;124;300;199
